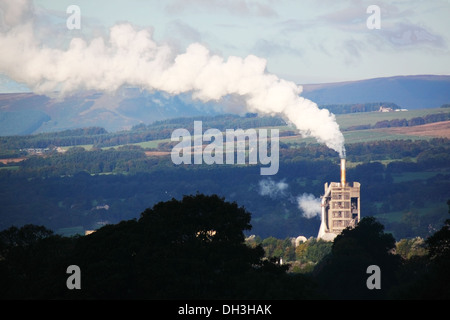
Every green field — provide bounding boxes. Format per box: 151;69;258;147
280;126;432;146
58;107;448;152
375;203;448;225
129;139;169;149
335;107;448;130
342;129;430;144
0;166;19;171
391;169;450;183
60;144;94;151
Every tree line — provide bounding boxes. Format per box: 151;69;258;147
319;102;401;114
345;112;450;131
17;146;149;177
281;138;450;163
0;114;286;154
1;195;449;299
4;137;448;176
250;233;427;274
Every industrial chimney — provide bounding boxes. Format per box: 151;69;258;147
340;158;346;186
317;157;361;241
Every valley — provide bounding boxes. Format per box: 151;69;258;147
0;105;449;242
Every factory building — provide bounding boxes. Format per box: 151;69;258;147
317;158;361;241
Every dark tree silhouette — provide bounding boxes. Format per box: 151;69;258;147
72;194;318;299
392;199;450;299
3;198;450;300
0;194;319;299
0;224;75;299
313;217;401;299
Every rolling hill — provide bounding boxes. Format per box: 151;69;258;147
0;89;222;136
0;75;449;136
302;75;450;109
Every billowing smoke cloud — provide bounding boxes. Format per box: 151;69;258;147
0;0;345;156
258;178;288;199
297;193;321;219
257;179;321;219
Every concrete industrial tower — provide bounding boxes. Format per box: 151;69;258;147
317;158;361;241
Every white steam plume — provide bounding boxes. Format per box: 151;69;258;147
297;193;321;219
0;1;345;157
258;178;288;199
257;179;322;219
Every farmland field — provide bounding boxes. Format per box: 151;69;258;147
335;107;449;130
49;107;450;153
381;120;450;139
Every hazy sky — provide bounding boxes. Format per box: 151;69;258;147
1;0;449;92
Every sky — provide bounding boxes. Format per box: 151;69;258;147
0;0;449;93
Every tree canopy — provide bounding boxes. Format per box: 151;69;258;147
1;196;449;300
313;217;401;299
0;194;317;299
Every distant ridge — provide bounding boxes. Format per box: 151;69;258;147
1;75;449;136
302;75;450;109
0;89;221;136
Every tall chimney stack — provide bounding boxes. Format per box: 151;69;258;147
340;158;346;186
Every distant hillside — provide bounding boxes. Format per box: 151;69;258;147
302;75;450;109
1;75;449;136
319;102;402;114
0;89;222;136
